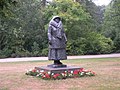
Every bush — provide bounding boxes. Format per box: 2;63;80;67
85;32;114;54
66;38;86;55
41;48;48;56
0;48;12;58
66;32;114;55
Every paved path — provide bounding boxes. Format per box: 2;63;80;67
0;53;120;62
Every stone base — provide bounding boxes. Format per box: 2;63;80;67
47;64;67;68
35;66;82;74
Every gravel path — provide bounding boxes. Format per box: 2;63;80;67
0;53;120;62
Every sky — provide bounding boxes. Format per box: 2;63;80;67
93;0;112;6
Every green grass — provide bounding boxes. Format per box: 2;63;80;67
0;58;120;90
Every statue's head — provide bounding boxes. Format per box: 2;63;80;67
53;16;61;23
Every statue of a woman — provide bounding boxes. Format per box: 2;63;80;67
48;16;67;66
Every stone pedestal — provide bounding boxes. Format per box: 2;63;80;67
47;64;67;68
35;66;82;74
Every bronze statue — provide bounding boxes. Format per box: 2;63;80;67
48;16;67;67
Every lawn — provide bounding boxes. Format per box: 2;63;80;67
0;58;120;90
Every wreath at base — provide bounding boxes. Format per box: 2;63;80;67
25;67;95;80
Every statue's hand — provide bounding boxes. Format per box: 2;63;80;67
49;41;52;45
65;40;67;44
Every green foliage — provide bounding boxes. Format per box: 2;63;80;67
0;0;47;58
44;0;93;36
66;38;86;55
76;0;105;32
31;42;41;56
84;32;114;54
0;48;12;58
0;0;17;17
103;0;120;52
44;0;113;55
41;48;48;56
0;0;114;58
67;32;114;55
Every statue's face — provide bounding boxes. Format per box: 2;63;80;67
54;18;60;23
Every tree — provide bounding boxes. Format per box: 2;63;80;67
0;0;46;58
0;0;114;58
44;0;113;55
44;0;95;39
103;0;120;52
0;0;17;17
75;0;105;32
0;0;17;57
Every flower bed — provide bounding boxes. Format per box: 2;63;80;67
25;67;95;80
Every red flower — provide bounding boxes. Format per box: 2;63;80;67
32;69;36;72
42;75;46;78
45;73;50;78
68;70;71;73
91;71;96;75
79;68;83;72
73;70;79;75
53;74;60;78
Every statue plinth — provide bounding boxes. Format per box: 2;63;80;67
47;64;67;68
35;66;82;74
